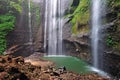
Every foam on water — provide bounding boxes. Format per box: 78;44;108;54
88;66;110;78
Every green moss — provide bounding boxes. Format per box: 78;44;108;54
106;35;115;46
66;0;90;34
72;23;77;34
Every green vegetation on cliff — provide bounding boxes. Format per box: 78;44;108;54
106;0;120;54
66;0;120;55
0;0;22;54
0;15;15;54
66;0;90;34
30;2;41;27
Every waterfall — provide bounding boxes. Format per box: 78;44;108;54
91;0;106;68
28;0;32;43
44;0;64;55
44;0;48;51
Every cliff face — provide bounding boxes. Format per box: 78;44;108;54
7;1;42;57
6;0;72;57
63;0;90;61
64;0;120;77
64;0;120;57
104;1;120;77
105;0;120;55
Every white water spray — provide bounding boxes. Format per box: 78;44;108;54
91;0;106;68
44;0;64;55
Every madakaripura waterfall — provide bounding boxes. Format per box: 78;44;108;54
1;0;120;79
44;0;105;70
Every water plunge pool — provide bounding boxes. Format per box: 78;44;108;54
43;56;91;74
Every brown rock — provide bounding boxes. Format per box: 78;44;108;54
12;56;24;64
0;58;6;63
40;74;50;80
0;72;9;79
0;55;110;80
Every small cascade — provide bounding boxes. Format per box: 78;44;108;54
44;0;48;52
57;0;63;54
28;0;33;44
44;0;64;55
91;0;106;68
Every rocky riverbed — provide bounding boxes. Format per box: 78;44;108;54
0;55;110;80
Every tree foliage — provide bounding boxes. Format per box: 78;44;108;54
0;0;22;54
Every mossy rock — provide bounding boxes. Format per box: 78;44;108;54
66;0;90;34
106;0;120;55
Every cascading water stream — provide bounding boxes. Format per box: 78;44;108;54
28;0;32;43
91;0;106;68
44;0;48;51
58;0;63;54
44;0;64;55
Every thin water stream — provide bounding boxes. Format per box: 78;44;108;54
28;0;33;43
91;0;106;68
